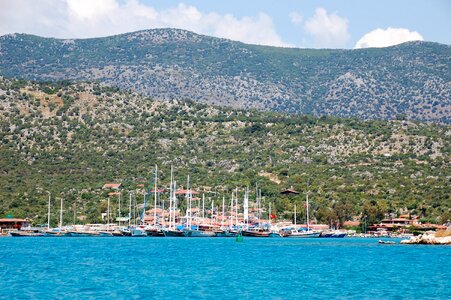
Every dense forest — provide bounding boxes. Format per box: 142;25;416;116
0;77;449;228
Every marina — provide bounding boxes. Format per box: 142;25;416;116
3;167;446;240
4;166;349;239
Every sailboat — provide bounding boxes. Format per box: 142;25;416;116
99;198;114;237
120;192;135;236
283;193;321;238
242;188;271;238
131;167;158;237
216;196;235;237
183;193;216;237
163;168;184;237
130;189;148;237
44;197;67;236
146;165;165;237
183;224;216;237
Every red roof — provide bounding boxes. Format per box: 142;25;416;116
146;208;164;213
0;218;28;222
108;192;121;196
175;189;199;195
344;221;360;227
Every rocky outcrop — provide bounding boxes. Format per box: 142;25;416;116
401;231;451;245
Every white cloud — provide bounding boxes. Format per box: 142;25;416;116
355;27;424;49
209;12;289;47
0;0;288;47
304;8;350;48
289;11;303;25
67;0;118;20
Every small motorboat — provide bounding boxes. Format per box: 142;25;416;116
378;240;396;244
145;226;165;237
10;231;44;237
319;230;347;238
242;228;271;237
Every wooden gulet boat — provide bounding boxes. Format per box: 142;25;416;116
284;194;321;238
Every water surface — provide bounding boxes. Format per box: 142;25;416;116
0;237;449;299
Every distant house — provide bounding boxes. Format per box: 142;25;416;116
175;189;199;195
0;218;30;233
381;218;414;226
103;183;122;190
344;221;361;227
369;218;414;232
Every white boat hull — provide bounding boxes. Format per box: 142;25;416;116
183;229;216;237
131;228;147;237
285;232;321;238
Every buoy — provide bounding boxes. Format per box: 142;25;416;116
236;231;243;242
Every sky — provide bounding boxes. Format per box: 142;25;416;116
0;0;450;49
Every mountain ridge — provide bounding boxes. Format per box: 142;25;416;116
0;28;450;123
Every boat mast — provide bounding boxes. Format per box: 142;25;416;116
211;199;214;225
222;196;225;227
118;193;121;226
294;204;297;227
59;197;63;229
162;187;165;227
256;189;261;226
154;165;158;227
255;184;259;223
255;184;258;222
186;175;191;229
129;192;132;227
169;166;173;229
107;197;110;230
235;188;239;228
202;193;205;221
173;181;177;229
142;192;145;224
196;193;200;230
189;179;193;228
134;194;137;226
229;192;233;228
268;202;271;223
259;189;262;223
306;192;310;231
244;187;249;230
139;168;156;225
47;191;51;230
201;193;205;226
185;175;189;227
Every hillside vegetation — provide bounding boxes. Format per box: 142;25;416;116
0;29;449;123
0;77;449;226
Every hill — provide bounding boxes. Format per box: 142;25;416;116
0;29;449;123
0;77;449;226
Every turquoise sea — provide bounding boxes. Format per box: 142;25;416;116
0;237;449;299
